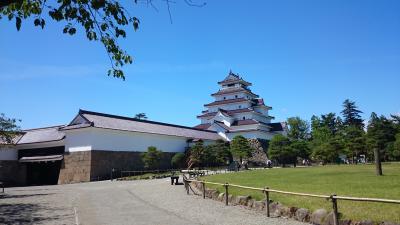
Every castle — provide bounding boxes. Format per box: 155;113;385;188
195;71;286;141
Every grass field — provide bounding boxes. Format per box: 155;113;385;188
203;163;400;223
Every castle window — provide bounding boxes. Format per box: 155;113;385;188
235;95;238;98
243;116;246;120
223;97;226;100
238;105;242;109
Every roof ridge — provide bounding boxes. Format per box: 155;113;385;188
78;109;218;134
22;125;66;132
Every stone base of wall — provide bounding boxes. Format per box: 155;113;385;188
248;139;270;166
0;160;27;186
58;150;176;184
90;150;175;181
58;151;91;184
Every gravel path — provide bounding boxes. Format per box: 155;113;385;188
0;179;307;225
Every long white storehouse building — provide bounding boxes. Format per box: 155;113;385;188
0;110;220;186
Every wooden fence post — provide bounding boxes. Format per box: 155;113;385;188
265;187;270;217
225;183;229;206
202;182;206;199
332;194;339;225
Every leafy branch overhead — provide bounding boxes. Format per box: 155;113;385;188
0;0;206;80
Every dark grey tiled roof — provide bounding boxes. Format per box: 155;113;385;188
63;110;221;140
17;126;66;144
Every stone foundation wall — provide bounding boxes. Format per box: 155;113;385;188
248;139;270;166
58;150;177;184
58;151;91;184
0;160;26;186
90;150;176;181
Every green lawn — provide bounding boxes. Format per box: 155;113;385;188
203;163;400;223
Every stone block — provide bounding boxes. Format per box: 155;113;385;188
253;201;265;211
311;209;328;225
246;199;254;208
233;196;250;206
295;208;310;222
217;193;225;202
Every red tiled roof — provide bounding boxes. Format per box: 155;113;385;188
211;87;259;97
204;98;249;107
193;123;212;130
197;108;254;118
218;72;252;86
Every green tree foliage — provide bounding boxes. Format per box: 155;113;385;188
287;117;310;140
311;136;343;164
202;139;231;167
310;114;343;163
342;125;366;163
171;152;186;169
391;114;400;133
0;0;204;80
141;146;163;169
134;113;147;120
290;140;311;160
0;113;20;144
341;99;364;129
187;140;204;169
230;135;252;162
392;133;400;161
367;113;397;175
212;139;231;165
268;134;296;167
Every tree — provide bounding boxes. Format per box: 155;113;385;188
0;0;205;80
171;152;186;169
134;113;148;120
342;125;366;164
268;134;295;167
141;146;163;169
310;114;344;164
341;99;364;129
391;114;400;133
0;113;20;144
320;113;343;135
212;139;231;166
287;117;310;140
230;135;252;162
392;133;400;161
290;140;311;160
187;140;204;169
311;137;343;164
367;113;396;176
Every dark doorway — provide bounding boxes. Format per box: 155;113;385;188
18;146;65;186
26;161;62;185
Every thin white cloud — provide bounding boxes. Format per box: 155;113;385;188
0;63;105;80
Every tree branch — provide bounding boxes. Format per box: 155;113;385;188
0;0;21;8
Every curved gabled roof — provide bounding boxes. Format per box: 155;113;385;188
17;125;66;145
62;110;221;141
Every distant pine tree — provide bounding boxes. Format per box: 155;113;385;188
341;99;364;129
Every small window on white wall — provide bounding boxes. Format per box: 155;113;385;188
223;97;226;100
235;95;238;99
239;105;242;109
243;116;246;120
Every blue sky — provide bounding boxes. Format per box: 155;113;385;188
0;0;399;129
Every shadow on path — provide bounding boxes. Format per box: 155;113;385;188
0;193;55;199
